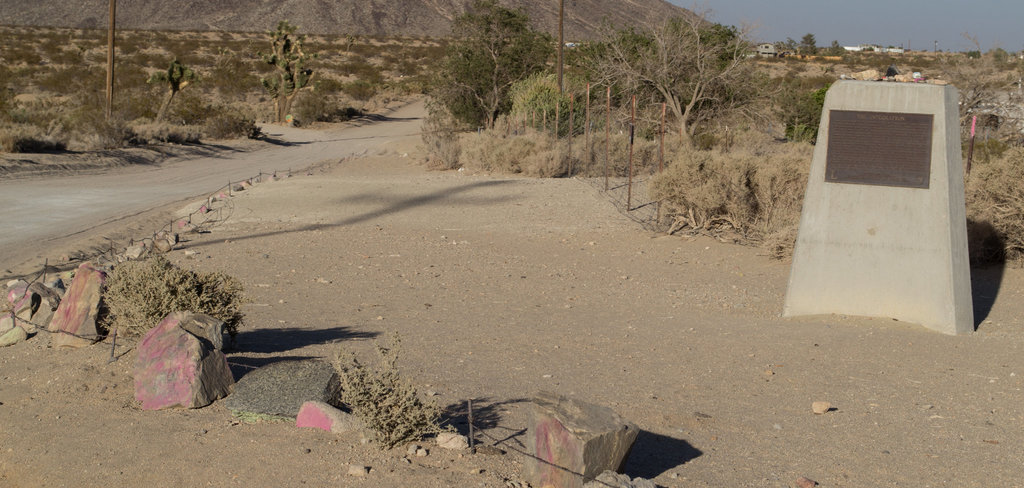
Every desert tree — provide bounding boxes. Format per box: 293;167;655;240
260;20;316;123
941;34;1024;137
587;13;761;145
799;33;818;55
147;59;198;122
431;0;553;129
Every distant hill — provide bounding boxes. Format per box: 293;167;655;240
0;0;688;39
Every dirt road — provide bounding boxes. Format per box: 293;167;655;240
0;100;425;278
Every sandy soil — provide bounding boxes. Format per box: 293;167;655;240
2;112;1024;488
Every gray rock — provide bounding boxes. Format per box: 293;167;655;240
524;391;640;488
436;432;469;450
0;313;13;333
172;312;226;351
26;282;62;332
0;325;28;347
222;360;342;418
583;471;656;488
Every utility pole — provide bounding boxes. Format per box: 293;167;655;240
105;0;116;119
557;0;564;93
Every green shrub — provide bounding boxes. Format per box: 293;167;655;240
101;255;245;337
292;91;361;123
131;121;202;144
333;334;442;449
203;108;261;140
342;80;377;101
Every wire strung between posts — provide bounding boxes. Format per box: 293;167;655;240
463;412;622;488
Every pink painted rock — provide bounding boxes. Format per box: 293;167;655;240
525;391;639;488
48;263;105;348
134;312;234;410
296;401;364;433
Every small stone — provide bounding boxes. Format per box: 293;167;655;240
406;444;420;456
812;401;832;415
0;326;28;347
796;476;818;487
436;432;469;450
470;468;483;475
416;447;428;457
347;465;368;477
296;401;365;434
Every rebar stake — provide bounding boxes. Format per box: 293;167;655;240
468;399;476;454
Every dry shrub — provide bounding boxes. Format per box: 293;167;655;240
651;133;811;255
459;127;541;174
966;147;1024;263
333;334;442;449
0;122;67;153
421;107;461;170
131;121;202;144
101;256;245;337
203;108;261;140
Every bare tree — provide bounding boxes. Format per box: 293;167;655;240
588;12;759;144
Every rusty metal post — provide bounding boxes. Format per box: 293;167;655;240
568;93;574;177
555;99;560;138
966;115;977;180
658;102;666;223
627;95;635;211
585;83;591;167
604;86;610;191
105;0;116;119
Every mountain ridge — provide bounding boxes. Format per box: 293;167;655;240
0;0;689;39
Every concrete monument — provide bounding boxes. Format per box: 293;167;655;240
784;80;973;335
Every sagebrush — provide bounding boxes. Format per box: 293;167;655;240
101;256;245;336
333;334;442;449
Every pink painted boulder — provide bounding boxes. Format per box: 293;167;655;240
48;263;106;348
296;401;364;434
134;311;234;410
525;391;639;488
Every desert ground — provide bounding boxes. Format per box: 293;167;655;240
1;101;1023;488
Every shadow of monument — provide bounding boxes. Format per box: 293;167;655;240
623;430;703;480
967;219;1007;329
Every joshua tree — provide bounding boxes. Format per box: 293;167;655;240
148;59;198;122
260;20;316;123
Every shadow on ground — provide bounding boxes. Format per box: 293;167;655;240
226;355;321;381
185;180;517;249
232;326;379;354
624;430;702;480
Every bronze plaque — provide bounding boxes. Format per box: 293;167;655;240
825;110;933;189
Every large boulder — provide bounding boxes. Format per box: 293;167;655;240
222;360;341;418
525;391;640;488
48;263;106;348
134;311;234;410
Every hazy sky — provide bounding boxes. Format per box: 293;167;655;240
671;1;1024;52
